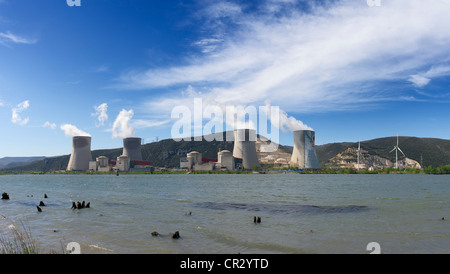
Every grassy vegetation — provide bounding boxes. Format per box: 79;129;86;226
0;221;63;254
423;165;450;174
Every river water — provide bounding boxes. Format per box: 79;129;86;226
0;174;449;254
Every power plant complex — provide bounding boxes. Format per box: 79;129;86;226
179;129;320;172
67;135;150;172
66;130;320;172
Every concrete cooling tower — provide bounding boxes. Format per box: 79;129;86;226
290;130;320;169
122;137;143;161
67;136;92;171
232;129;260;170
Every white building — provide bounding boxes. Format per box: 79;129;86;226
115;155;130;172
89;156;112;172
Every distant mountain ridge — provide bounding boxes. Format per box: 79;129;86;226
2;134;449;172
0;156;46;169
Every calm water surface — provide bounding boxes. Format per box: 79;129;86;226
0;174;449;254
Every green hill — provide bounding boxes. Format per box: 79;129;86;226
315;136;450;168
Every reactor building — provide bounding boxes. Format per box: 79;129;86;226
180;150;235;172
67;136;93;171
290;130;320;169
232;128;260;170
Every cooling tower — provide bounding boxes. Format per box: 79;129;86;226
290;130;320;169
232;129;260;170
122;137;143;161
67;136;92;171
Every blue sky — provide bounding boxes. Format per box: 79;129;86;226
0;0;449;158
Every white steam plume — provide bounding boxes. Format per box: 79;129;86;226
60;124;91;137
264;102;313;133
93;103;108;126
112;109;135;138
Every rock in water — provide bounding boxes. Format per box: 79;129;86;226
172;231;180;239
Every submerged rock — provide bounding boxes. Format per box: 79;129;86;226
2;192;9;200
172;231;180;239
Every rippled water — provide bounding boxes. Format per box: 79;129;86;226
0;174;449;254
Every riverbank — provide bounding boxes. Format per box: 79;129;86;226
1;165;449;175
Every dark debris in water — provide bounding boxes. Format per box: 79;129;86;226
193;202;369;215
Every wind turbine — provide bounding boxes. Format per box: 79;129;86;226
357;141;361;172
390;135;405;169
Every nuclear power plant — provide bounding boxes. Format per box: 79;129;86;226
67;136;92;171
122;137;143;161
290;130;320;169
232;129;260;170
66;135;150;172
64;128;321;173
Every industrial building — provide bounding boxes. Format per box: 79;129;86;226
232;129;260;170
217;150;234;171
89;156;111;172
115;155;130;171
180;150;235;171
67;136;92;171
122;137;143;161
290;130;320;169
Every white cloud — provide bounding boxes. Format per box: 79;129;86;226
60;124;91;137
11;100;30;125
112;109;135;139
43;121;57;129
200;1;242;19
409;65;450;88
408;75;431;88
92;103;108;126
118;0;450;117
0;31;37;46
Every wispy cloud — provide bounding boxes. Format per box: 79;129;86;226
132;119;172;129
43;121;57;129
409;65;450;88
11;100;30;126
0;31;37;46
117;0;450;115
